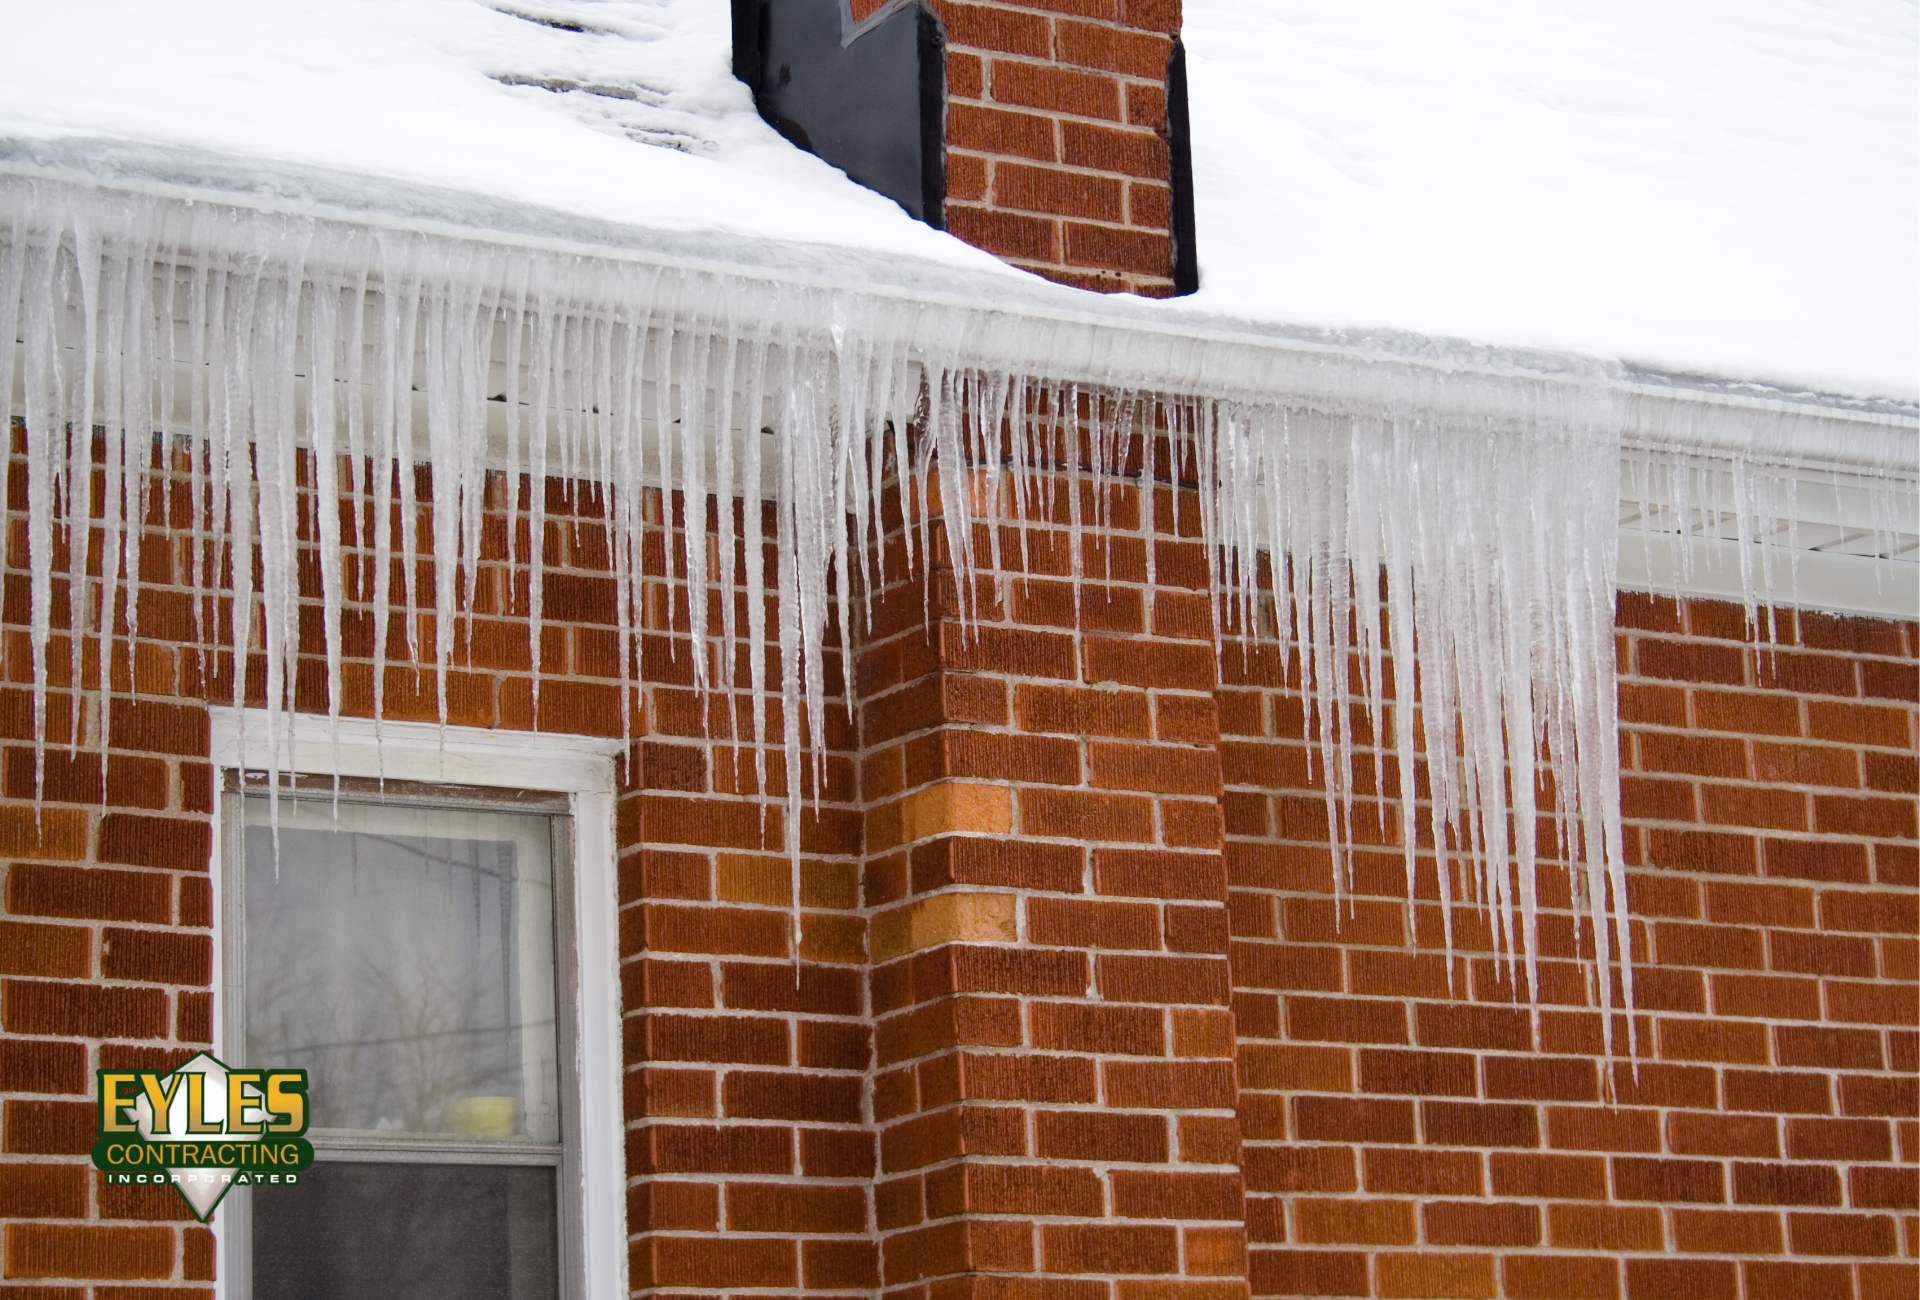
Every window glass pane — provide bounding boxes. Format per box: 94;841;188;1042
252;1161;557;1300
242;798;560;1142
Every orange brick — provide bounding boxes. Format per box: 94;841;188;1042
1806;700;1911;747
1294;1198;1415;1245
1821;889;1919;933
1042;1222;1178;1274
1426;1201;1540;1247
989;59;1122;120
1103;1058;1234;1109
956;1163;1103;1217
1094;847;1225;899
1733;1162;1842;1207
724;1182;865;1234
1787;1211;1898;1256
1020;787;1155;841
1549;1203;1663;1250
1108;1170;1243;1220
1365;1147;1482;1196
6;865;170;924
1055;20;1173;77
1670;1110;1779;1157
1016;682;1151;737
949;104;1057;162
942;1;1052;57
1242;1145;1356;1195
1089;742;1222;797
1;981;168;1040
0;921;89;979
1502;1254;1620;1300
1377;1252;1497;1299
1294;1097;1413;1144
0;1164;87;1219
996;161;1128;224
4;1224;173;1280
1065;222;1172;275
648;1234;795;1289
1034;1110;1167;1162
1625;1258;1737;1300
1671;1208;1784;1254
1658;1017;1769;1064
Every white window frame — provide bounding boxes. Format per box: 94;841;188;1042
209;709;627;1300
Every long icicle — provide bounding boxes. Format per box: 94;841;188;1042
4;178;1912;1051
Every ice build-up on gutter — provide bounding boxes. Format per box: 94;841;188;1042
1;166;1915;1054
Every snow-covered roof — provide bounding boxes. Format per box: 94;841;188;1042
1186;0;1919;402
1;0;1915;401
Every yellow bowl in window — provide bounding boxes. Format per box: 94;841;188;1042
449;1095;516;1137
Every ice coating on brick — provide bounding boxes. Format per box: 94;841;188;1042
1;178;1913;1035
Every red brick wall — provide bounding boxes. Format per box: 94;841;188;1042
1220;584;1918;1299
921;0;1185;296
0;433;223;1293
0;433;873;1295
858;438;1246;1294
2;418;1915;1299
620;491;875;1293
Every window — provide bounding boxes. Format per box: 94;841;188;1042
212;714;626;1300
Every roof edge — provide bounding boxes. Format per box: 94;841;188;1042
4;136;1915;475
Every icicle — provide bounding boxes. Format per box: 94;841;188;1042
1063;383;1085;626
771;339;806;963
305;264;346;766
651;286;680;670
387;238;426;700
253;218;312;796
524;279;555;722
91;217;132;763
679;306;714;693
711;312;741;703
608;286;645;750
739;317;771;805
366;234;402;749
3;176;1912;1059
420;241;463;727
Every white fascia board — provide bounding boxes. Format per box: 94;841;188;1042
1616;454;1919;619
1616;530;1920;622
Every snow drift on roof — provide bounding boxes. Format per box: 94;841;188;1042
0;0;1006;270
0;0;1914;398
1182;0;1920;401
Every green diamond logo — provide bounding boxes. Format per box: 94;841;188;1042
93;1052;313;1222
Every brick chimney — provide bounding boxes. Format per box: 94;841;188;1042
913;0;1193;296
741;0;1196;297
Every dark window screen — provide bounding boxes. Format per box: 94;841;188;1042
252;1161;556;1300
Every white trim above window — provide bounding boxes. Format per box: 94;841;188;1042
209;710;627;1300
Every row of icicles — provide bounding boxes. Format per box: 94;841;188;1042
11;181;1905;1055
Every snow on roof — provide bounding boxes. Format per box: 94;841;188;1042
0;0;1004;268
2;0;1915;400
1183;0;1920;403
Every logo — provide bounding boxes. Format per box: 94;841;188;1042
92;1052;314;1221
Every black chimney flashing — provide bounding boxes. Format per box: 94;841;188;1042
1166;37;1199;296
733;0;948;229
